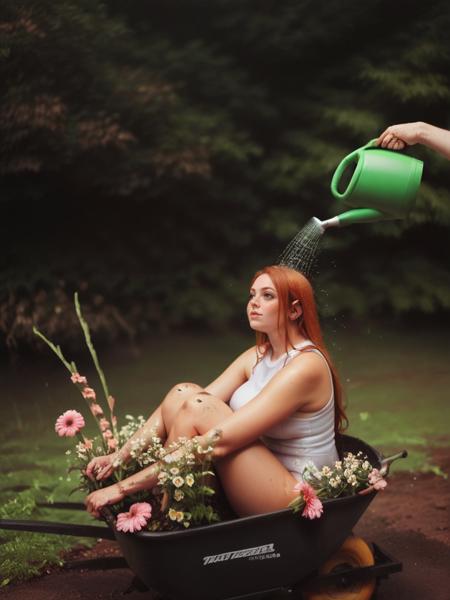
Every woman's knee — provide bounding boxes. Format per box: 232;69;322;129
171;382;203;396
163;382;203;407
180;392;232;422
160;382;204;429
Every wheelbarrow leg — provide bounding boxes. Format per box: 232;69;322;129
124;575;150;594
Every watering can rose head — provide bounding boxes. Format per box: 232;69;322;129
329;138;423;227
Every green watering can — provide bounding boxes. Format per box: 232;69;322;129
325;138;423;228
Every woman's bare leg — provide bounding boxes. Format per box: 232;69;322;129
166;390;298;516
118;382;203;461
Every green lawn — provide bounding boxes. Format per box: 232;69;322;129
0;326;449;584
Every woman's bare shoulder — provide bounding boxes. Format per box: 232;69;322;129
284;350;328;385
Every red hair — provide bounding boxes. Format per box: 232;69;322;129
251;265;347;433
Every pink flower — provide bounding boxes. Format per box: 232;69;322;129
70;372;87;385
293;481;323;520
103;429;113;439
82;387;96;400
99;418;110;432
55;410;85;437
107;437;118;450
116;503;152;533
368;469;387;491
112;415;117;427
90;403;103;416
83;437;93;450
107;395;115;412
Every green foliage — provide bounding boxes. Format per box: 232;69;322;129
0;490;93;586
1;0;449;353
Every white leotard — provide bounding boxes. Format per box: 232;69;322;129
229;340;339;480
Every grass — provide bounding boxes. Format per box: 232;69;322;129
0;325;449;584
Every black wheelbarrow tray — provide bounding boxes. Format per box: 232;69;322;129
0;435;406;600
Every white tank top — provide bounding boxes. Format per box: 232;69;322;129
229;340;339;480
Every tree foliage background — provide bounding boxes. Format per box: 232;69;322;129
1;0;449;354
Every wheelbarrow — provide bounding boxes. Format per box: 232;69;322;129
0;434;407;600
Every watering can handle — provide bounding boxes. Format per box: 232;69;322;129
331;139;379;199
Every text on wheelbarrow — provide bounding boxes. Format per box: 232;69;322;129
203;543;281;565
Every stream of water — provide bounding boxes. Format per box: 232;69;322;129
277;217;324;277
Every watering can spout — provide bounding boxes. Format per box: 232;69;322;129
314;208;386;231
334;207;387;227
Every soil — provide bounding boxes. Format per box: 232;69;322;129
2;452;449;600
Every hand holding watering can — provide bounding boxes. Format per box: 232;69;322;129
378;121;450;160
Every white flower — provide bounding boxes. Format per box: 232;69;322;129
168;508;178;521
321;466;331;476
362;461;370;470
170;467;180;475
158;471;169;483
172;476;184;488
334;461;342;469
330;478;338;488
175;511;184;522
185;474;194;487
174;489;184;501
65;449;71;455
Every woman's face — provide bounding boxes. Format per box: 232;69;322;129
247;273;280;333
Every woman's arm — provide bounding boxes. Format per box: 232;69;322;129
86;406;165;480
205;351;326;458
377;121;450;160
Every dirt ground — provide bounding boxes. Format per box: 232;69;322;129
2;452;449;600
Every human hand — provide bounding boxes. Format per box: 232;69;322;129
85;453;118;481
377;122;424;150
85;483;125;518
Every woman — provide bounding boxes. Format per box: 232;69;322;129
85;265;347;518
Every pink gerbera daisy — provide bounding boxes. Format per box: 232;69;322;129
116;503;152;533
55;410;85;437
293;481;324;520
70;372;87;385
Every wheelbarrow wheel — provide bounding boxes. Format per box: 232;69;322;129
304;536;376;600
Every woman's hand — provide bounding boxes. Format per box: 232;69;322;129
85;484;125;518
377;122;424;150
85;453;118;481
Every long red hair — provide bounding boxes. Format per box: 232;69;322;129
251;265;347;433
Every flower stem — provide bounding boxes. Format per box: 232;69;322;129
74;293;119;440
33;327;77;374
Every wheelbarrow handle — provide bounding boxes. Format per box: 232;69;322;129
379;450;408;476
0;518;116;540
